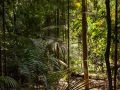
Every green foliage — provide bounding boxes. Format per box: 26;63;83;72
0;76;18;89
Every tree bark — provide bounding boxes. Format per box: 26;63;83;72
82;0;89;90
105;0;113;90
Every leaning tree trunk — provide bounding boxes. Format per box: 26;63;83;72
105;0;113;90
114;0;118;89
82;0;89;90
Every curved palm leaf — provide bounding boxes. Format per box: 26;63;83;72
0;76;18;89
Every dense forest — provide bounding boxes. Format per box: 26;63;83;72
0;0;120;90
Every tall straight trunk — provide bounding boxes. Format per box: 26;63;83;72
56;0;60;64
67;0;70;90
13;0;20;82
62;0;65;41
13;1;17;34
56;0;59;37
114;0;118;89
2;0;6;76
45;15;51;36
105;0;113;90
0;40;1;76
82;0;89;90
0;6;2;74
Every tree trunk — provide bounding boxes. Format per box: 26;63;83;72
82;0;89;90
61;0;66;41
0;39;1;76
67;0;70;89
114;0;118;89
105;0;113;90
13;1;17;34
45;15;51;36
2;0;6;76
56;0;59;38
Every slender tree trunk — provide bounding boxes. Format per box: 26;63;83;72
55;1;60;89
62;0;65;41
56;0;59;38
105;0;113;90
13;1;17;34
82;0;89;90
114;0;118;89
45;15;51;36
67;0;70;89
0;40;1;76
13;0;20;82
55;0;60;68
2;0;6;76
61;0;66;67
0;0;2;74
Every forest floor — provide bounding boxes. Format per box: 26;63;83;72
62;73;120;90
21;73;120;90
89;73;120;90
89;79;120;90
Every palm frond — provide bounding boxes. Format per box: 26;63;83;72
0;76;18;89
